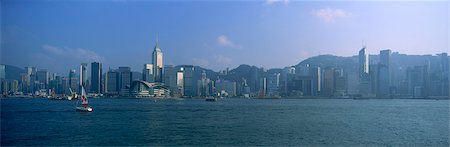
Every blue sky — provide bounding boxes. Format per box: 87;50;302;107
1;0;448;74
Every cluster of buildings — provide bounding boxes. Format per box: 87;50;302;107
268;47;449;98
1;42;448;99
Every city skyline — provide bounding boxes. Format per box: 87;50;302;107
2;1;448;74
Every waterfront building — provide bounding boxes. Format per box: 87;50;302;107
215;79;236;97
152;40;163;83
358;47;371;96
164;65;177;96
310;67;321;96
80;63;88;87
68;69;78;92
378;50;391;97
258;77;267;98
334;68;347;96
106;69;119;95
322;67;334;97
36;69;49;89
267;73;280;97
129;81;170;98
182;66;195;97
407;66;426;98
1;80;8;95
91;62;102;93
176;69;184;97
197;70;210;97
143;64;154;83
0;64;5;80
347;72;359;95
119;67;132;96
61;77;69;95
439;53;449;96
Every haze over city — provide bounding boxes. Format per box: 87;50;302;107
2;0;448;74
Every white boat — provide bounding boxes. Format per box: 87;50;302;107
76;86;93;112
67;88;78;101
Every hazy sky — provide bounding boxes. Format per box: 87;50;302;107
1;0;448;74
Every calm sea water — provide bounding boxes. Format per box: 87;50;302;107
1;98;449;146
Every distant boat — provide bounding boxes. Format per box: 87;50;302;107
76;86;93;112
205;97;217;102
67;88;78;101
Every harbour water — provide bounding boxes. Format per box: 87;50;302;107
1;98;449;146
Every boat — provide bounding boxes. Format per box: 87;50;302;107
67;88;78;101
76;86;93;112
205;97;217;102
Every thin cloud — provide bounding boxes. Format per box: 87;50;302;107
216;55;233;66
314;7;351;23
192;58;210;67
216;35;242;49
42;45;105;62
264;0;290;5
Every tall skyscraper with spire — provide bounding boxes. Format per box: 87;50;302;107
153;37;164;83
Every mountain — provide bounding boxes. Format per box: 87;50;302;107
5;64;25;81
295;55;358;73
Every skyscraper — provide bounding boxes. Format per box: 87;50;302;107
152;40;163;83
106;69;119;95
164;65;177;94
142;64;154;83
36;69;49;89
378;49;391;97
68;69;78;92
267;73;280;96
119;67;132;96
323;67;335;97
182;66;194;97
358;47;371;96
439;53;449;96
359;47;369;78
0;64;5;80
91;62;102;93
80;63;88;87
176;69;184;96
197;70;210;97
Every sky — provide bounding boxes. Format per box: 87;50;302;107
1;0;448;75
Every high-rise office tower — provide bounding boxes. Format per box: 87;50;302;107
267;73;280;96
358;47;371;96
176;69;184;96
164;65;177;93
0;64;5;80
80;63;88;87
119;67;132;96
106;69;119;95
36;69;49;89
152;39;163;83
323;67;335;97
91;62;102;93
378;49;391;97
182;66;194;97
143;64;154;83
439;53;449;96
68;69;78;92
358;47;369;79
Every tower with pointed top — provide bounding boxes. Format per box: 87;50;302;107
153;38;164;83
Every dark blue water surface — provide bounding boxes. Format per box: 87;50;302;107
1;98;449;146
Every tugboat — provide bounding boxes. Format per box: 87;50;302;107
76;86;93;112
